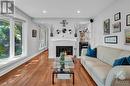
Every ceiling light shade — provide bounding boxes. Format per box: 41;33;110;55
77;10;80;14
42;10;47;13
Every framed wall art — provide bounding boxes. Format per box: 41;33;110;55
126;14;130;26
124;29;130;45
32;30;37;37
104;36;118;44
112;22;121;33
114;12;121;21
104;19;110;35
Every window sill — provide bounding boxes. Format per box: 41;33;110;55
0;55;26;69
0;49;46;76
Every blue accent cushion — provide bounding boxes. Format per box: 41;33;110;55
113;57;129;67
127;56;130;64
86;46;97;57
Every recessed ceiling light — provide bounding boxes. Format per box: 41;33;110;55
42;10;47;14
77;10;80;14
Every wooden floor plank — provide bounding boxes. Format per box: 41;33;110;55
0;51;97;86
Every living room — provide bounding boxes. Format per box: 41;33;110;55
0;0;130;86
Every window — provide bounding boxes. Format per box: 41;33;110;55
0;18;23;59
14;21;22;56
0;19;10;58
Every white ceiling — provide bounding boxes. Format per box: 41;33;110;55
15;0;116;18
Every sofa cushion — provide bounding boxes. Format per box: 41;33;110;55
81;55;97;61
97;46;122;65
81;49;87;56
85;58;112;85
85;58;111;69
119;51;130;57
92;65;112;85
85;57;99;62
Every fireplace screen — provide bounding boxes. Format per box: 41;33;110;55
56;46;73;57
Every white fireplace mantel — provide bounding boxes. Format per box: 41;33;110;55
49;37;78;58
51;38;77;42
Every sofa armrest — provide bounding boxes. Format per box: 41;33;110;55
105;66;130;86
81;48;87;56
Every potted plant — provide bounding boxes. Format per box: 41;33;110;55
60;52;65;71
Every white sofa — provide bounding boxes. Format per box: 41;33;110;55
80;46;130;86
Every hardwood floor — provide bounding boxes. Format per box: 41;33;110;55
0;51;97;86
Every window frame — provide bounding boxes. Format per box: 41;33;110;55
0;18;10;58
0;16;25;58
14;20;23;56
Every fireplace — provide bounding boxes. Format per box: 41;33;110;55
56;46;73;57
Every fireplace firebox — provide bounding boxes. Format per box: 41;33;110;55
56;46;73;57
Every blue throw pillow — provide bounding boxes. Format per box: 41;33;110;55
113;57;129;67
86;46;91;55
86;46;97;57
127;56;130;64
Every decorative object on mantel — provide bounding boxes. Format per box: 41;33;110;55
50;25;54;37
90;19;94;23
113;22;121;33
104;19;110;35
62;28;67;33
124;29;130;45
74;33;77;37
60;20;68;27
74;24;78;37
68;29;72;34
104;36;118;44
126;14;130;26
56;29;60;34
114;12;121;21
80;28;88;33
32;30;37;37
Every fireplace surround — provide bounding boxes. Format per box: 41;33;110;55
56;46;73;57
49;38;78;58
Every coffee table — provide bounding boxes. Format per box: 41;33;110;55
52;55;74;84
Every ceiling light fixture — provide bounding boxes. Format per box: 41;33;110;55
77;10;80;14
42;10;47;14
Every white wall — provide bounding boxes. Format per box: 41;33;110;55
93;0;130;50
14;8;46;56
